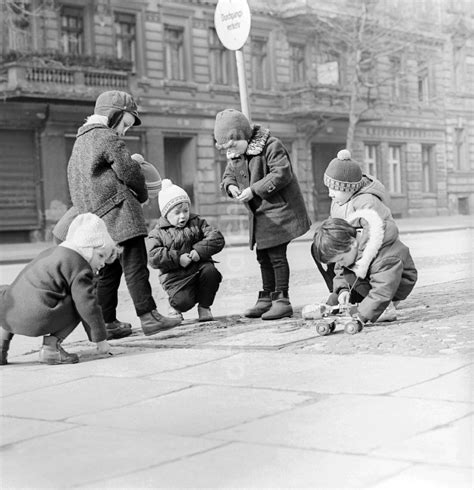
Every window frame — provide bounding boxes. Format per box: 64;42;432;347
289;42;307;85
113;10;137;72
364;143;378;178
388;144;402;194
208;27;236;86
60;5;85;56
250;35;271;91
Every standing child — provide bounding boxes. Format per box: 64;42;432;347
146;179;225;322
67;90;180;336
215;109;311;320
0;213;116;365
308;209;417;325
313;149;399;298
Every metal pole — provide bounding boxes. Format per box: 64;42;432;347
235;49;251;121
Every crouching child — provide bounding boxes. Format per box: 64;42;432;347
305;209;417;325
0;213;119;365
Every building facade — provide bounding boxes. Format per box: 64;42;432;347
0;0;472;242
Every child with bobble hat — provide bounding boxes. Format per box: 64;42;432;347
0;213;119;365
305;149;401;322
146;179;225;322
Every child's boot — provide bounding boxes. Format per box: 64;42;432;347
105;320;132;340
39;336;79;364
198;305;213;322
302;303;332;320
168;305;184;321
261;291;293;320
378;302;398;322
139;309;181;336
244;291;272;318
1;328;14;365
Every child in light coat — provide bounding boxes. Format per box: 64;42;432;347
146;179;225;322
0;213;117;365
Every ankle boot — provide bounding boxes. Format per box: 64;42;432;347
1;328;13;365
198;305;213;322
39;336;79;365
105;320;133;340
261;291;293;320
244;291;272;318
140;310;181;336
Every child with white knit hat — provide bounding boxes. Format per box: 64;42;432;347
305;149;401;322
0;213;120;365
147;179;225;322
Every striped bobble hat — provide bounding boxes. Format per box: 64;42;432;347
159;179;191;217
323;149;363;192
132;154;162;199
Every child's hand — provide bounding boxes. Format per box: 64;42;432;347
338;291;350;305
96;340;111;355
179;253;193;268
236;187;253;202
189;250;200;262
228;185;240;198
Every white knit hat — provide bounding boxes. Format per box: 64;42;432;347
159;179;190;217
63;213;115;261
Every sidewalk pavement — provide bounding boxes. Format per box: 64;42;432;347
0;214;472;265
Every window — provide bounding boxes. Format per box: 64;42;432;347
453;43;466;91
417;61;430;103
364;144;378;178
316;50;340;85
60;6;84;55
251;37;270;90
7;1;31;51
389;56;407;102
164;26;185;81
209;28;234;85
114;12;136;69
421;145;435;193
290;43;306;84
388;145;402;193
454;127;466;171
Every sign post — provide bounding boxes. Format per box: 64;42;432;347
214;0;252;120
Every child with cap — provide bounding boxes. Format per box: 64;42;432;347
309;149;400;321
307;209;417;325
146;179;225;322
0;213;118;365
215;108;311;320
67;90;181;338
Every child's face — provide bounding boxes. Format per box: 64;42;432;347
166;202;190;228
225;139;248;159
329;238;358;268
115;112;135;136
328;188;355;205
89;247;108;274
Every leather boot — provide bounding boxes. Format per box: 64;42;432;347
244;291;272;318
0;329;13;365
105;320;133;340
39;336;79;364
140;310;181;336
198;306;213;322
261;291;293;320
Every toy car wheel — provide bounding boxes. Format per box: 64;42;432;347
344;321;359;335
316;322;332;336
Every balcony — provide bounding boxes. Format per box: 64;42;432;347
0;55;132;102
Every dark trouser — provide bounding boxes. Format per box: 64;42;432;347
169;262;222;312
310;243;335;292
97;236;156;320
256;242;290;293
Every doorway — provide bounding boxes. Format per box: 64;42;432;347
311;143;345;220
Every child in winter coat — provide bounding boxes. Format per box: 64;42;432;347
146;179;225;322
312;149;400;319
0;213;117;365
307;209;417;325
215;109;311;320
67;90;180;337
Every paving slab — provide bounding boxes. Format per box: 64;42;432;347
207;394;473;455
0;425;223;488
371;413;474;468
149;352;468;395
1;376;190;420
80;441;411;489
68;384;313;437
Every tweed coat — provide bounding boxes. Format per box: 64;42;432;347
221;126;311;250
332;209;418;323
146;214;225;297
67;123;148;244
0;247;107;342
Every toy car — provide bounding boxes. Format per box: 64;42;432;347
308;303;364;336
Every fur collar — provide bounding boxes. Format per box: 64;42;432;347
246;125;270;156
347;209;385;278
84;114;108;126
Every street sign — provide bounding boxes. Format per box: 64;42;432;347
214;0;251;51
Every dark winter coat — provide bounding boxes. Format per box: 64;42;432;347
67;123;148;244
221;126;311;250
146;214;225;297
332;209;418;323
0;247;107;342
